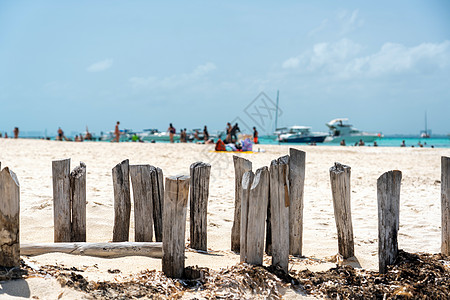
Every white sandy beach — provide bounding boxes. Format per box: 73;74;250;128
0;138;448;299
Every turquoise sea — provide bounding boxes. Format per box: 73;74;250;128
258;136;450;148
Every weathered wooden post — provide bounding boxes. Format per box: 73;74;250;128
0;167;20;267
112;159;131;242
130;165;154;242
70;162;86;242
231;156;252;253
245;167;269;266
151;167;164;242
289;148;306;256
330;162;354;259
190;162;211;251
270;156;290;272
441;156;450;255
377;170;402;274
53;159;71;242
162;175;190;278
240;170;254;263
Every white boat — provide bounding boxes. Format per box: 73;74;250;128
324;118;381;144
278;126;328;143
139;129;180;142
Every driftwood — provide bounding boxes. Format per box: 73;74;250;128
20;242;162;258
246;167;269;266
162;175;190;278
442;156;450;255
270;156;290;272
70;162;86;242
330;162;354;259
240;170;254;263
0;167;20;267
190;162;211;251
130;165;154;242
112;159;131;242
231;156;252;253
52;159;71;242
289;148;306;256
151;167;164;242
377;170;402;274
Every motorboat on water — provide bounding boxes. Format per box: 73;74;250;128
278;126;328;143
324;118;381;144
138;129;180;142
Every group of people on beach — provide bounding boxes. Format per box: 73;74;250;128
0;127;19;139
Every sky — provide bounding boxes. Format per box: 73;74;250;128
0;0;449;136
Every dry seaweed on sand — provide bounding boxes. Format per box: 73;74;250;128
294;250;450;299
21;262;302;299
20;250;450;299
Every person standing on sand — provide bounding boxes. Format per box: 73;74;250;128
57;127;64;141
168;123;176;143
225;122;232;143
13;127;19;139
113;121;121;142
203;126;209;141
253;127;258;144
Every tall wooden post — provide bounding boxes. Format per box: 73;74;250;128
0;167;20;267
240;170;254;263
289;148;306;256
377;170;402;274
162;175;190;278
231;156;252;253
130;165;154;242
151;167;164;242
330;162;354;259
112;159;131;242
245;167;269;266
190;162;211;251
441;157;450;255
70;162;86;242
270;156;290;272
53;159;71;242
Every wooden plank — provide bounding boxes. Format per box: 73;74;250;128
162;175;190;278
21;242;162;258
231;156;252;253
151;167;164;242
0;167;20;267
330;162;354;259
70;162;86;242
189;162;211;251
245;167;269;266
270;156;290;272
52;159;71;242
130;165;154;242
377;170;402;274
289;148;306;256
441;156;450;255
112;159;131;242
240;170;254;263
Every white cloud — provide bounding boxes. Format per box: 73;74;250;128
86;59;113;72
282;38;362;71
282;40;450;79
129;62;217;89
308;19;328;37
337;9;364;35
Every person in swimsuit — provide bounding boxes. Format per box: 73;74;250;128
113;121;121;142
168;123;176;143
253;127;258;144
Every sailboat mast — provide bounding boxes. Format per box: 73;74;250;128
425;111;427;134
275;90;279;131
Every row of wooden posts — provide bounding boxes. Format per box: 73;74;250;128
231;152;450;274
0;154;449;278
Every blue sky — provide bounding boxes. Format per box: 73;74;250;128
1;0;449;136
